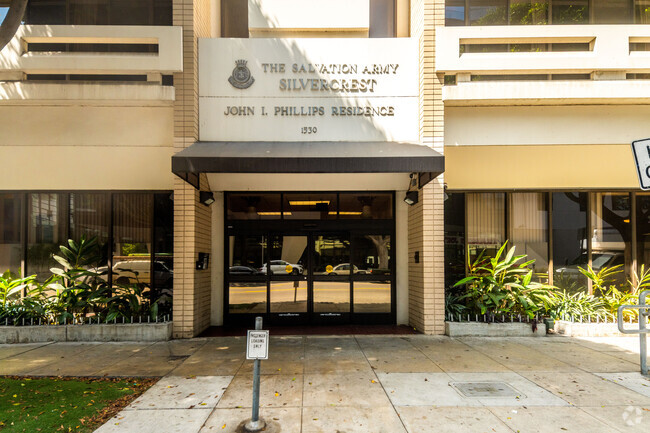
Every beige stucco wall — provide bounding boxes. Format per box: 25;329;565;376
444;105;641;190
445;144;637;190
0;105;174;190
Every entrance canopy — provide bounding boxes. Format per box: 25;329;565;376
172;141;444;189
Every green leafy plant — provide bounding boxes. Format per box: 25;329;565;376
453;241;556;319
0;271;35;310
445;290;468;318
547;290;606;321
45;237;110;324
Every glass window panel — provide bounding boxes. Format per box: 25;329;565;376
270;280;307;312
590;192;631;288
353;280;391;313
552;192;588;291
0;194;23;276
153;0;173;25
229;235;267;274
112;194;152;287
338;193;392;219
636;0;650;23
69;0;109;25
467;192;505;262
509;0;548;24
25;0;67;24
369;0;395;37
446;0;466;25
444;192;466;289
551;0;588;24
268;235;307;276
592;0;632;23
313;281;350;313
227;194;282;220
109;0;153;25
27;193;67;281
69;193;110;272
352;234;391;276
222;0;248;37
284;194;337;220
229;281;266;314
636;193;650;277
469;0;508;25
509;193;548;277
313;234;350;275
153;193;174;305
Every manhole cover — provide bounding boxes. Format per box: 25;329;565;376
450;381;523;398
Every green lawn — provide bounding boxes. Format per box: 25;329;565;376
0;376;156;432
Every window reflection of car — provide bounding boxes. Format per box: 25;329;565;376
555;252;624;275
112;260;173;288
328;264;368;276
229;266;262;275
260;260;304;275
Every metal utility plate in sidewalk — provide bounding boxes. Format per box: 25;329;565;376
451;381;523;398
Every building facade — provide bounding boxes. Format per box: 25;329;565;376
0;0;645;337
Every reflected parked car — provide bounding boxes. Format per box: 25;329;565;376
328;263;368;276
229;266;262;275
260;260;304;275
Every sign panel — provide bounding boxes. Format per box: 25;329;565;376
246;330;269;360
632;138;650;190
199;38;418;142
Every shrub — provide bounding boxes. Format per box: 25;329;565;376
453;241;556;319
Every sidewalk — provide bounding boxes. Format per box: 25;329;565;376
1;335;648;432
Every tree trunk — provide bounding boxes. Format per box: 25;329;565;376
0;0;28;52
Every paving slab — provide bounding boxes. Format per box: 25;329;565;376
396;406;513;433
217;374;303;408
302;406;407;433
0;342;51;360
377;372;482;407
521;370;650;406
446;372;569;407
357;336;443;373
489;406;628;433
594;372;650;398
409;336;510;373
127;376;232;410
458;338;577;372
516;339;639;373
199;407;301;432
580;405;650;431
28;342;152;376
303;372;390;407
94;408;211;433
0;342;98;375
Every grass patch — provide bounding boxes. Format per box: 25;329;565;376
0;376;157;432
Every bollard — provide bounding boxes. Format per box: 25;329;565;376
245;316;267;432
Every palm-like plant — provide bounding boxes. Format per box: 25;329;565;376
454;241;556;319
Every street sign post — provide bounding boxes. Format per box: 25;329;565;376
244;317;267;432
631;138;650;190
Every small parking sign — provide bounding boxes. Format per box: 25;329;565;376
246;330;269;360
632;138;650;190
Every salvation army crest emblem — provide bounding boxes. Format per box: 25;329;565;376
228;59;254;89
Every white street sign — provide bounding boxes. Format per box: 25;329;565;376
632;138;650;190
246;330;269;360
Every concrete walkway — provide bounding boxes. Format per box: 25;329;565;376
1;335;648;432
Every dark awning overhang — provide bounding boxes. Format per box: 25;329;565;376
172;141;445;189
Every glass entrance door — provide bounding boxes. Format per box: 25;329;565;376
227;230;394;326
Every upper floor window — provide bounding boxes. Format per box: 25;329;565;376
446;0;641;25
222;0;396;37
25;0;172;26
